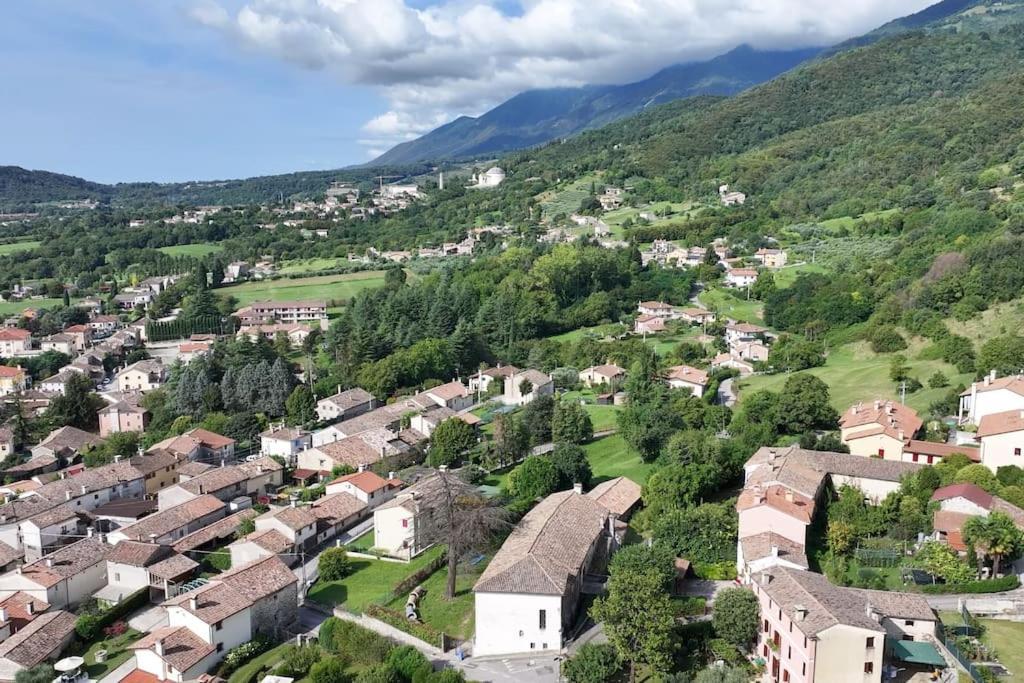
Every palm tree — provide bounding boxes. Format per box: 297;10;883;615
963;512;1023;577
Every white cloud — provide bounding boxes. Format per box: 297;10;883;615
192;0;936;154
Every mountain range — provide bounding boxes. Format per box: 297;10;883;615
369;45;822;166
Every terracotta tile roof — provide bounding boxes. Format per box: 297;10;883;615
0;330;30;341
260;426;309;441
991;497;1024;528
176;467;248;496
757;567;933;638
172;509;258;552
236;456;284;478
726;321;766;333
116;495;225;541
933;510;972;552
34;425;102;455
164;555;296;624
0;593;48;631
310;492;366;525
21;538;110;588
584;364;625;378
0;542;21;568
977;409;1024;438
132;625;215;672
931;483;993;509
150;434;200;457
475;490;607;595
320;387;375;410
107;541;171;567
586;477;642;516
841;400;923;442
904;439;979;461
739;532;808;569
183;428;235;449
0;609;76;666
513;369;552;388
147;553;199;580
376;474;473;515
329;470;391;494
269;505;316;531
0;367;24;379
744;446;922;500
129;449;179;476
737;484;816;523
666;365;709;386
639;301;672;309
962;374;1024;397
245;529;292;553
481;365;518;378
425;381;469;402
177;461;214;478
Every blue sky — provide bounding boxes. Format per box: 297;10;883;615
0;1;383;183
0;0;934;184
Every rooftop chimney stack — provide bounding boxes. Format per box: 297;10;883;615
189;597;198;611
573;482;583;495
771;545;779;558
154;639;164;656
794;605;807;622
25;601;32;615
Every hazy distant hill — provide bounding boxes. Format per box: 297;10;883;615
369;45;822;166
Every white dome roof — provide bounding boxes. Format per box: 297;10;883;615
486;167;505;175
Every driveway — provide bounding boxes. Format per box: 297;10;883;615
718;377;737;407
128;605;167;632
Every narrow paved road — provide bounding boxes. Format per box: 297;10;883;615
718;377;737;407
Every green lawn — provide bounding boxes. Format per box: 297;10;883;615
345;531;376;552
308;545;445;612
584;404;621;432
0;297;71;316
83;628;143;679
773;262;829;289
940;611;1024;680
539;174;601;219
735;338;973;413
584;433;654;485
279;257;349;274
217;271;387;307
816;209;899;232
0;240;41;256
698;287;764;323
547;322;626;343
158;243;225;257
387;562;481;640
227;642;291;683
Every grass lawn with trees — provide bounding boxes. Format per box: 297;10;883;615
307;545;445;613
735;338;972;413
385;560;484;640
948;297;1024;351
940;611;1024;681
584;433;655;485
0;297;69;316
0;240;41;256
772;262;829;289
158;243;225;257
82;628;143;679
698;287;764;323
216;271;387;307
547;322;626;343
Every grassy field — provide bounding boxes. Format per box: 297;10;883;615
307;545;445;612
948;298;1024;350
816;208;899;232
584;433;654;485
538;175;601;219
345;531;376;552
278;257;349;274
158;243;225;257
386;561;482;640
941;611;1024;680
584;404;621;432
83;629;143;679
227;642;291;683
0;240;41;256
217;271;386;307
0;297;71;316
699;287;764;323
735;338;973;413
772;262;829;289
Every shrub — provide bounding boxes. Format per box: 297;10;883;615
870;326;907;353
218;639;274;676
928;371;949;389
712;588;760;647
279;644;322;679
365;604;443;647
692;562;738;580
355;664;401;683
319;618;394;665
562;643;622;683
103;621;128;638
15;665;55;683
309;656;352;683
75;614;102;641
425;671;465;683
386;645;432;682
920;575;1020;594
319;548;353;582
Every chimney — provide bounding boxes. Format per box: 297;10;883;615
189;596;198;611
45;557;53;568
874;399;881;411
438;465;448;473
154;639;164;656
358;464;366;473
65;490;72;501
81;485;87;495
87;527;94;538
114;454;121;463
793;604;807;622
0;607;8;623
784;490;794;503
898;429;905;442
759;571;771;586
25;600;32;615
573;482;583;495
198;484;204;495
388;471;396;480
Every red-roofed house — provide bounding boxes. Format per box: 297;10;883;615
930;483;1024;556
0;367;26;397
977;408;1024;472
325;469;401;507
0;330;31;357
840;400;923;461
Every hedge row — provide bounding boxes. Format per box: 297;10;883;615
75;588;149;641
920;575;1020;594
391;551;447;599
365;604;444;648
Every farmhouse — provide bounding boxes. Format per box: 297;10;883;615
315;387;376;423
958;371;1024;426
665;365;709;397
579;364;626;388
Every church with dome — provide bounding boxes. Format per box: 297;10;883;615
469;167;506;189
